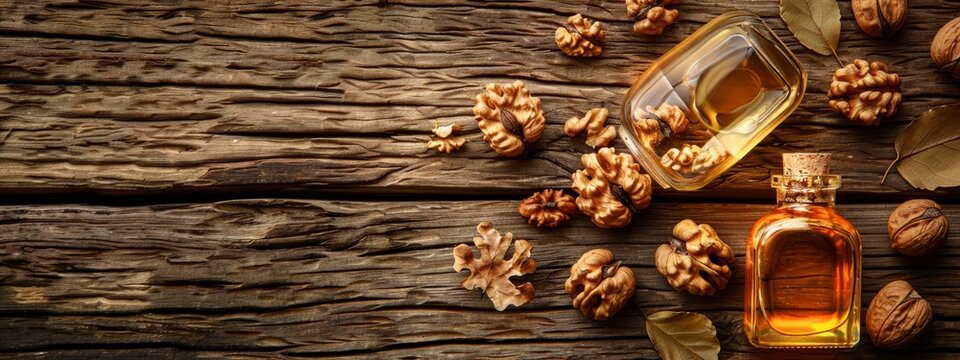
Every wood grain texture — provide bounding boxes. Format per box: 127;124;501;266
1;200;959;357
0;0;958;198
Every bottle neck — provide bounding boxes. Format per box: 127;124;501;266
771;175;840;208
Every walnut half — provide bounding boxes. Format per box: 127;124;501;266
453;222;537;311
571;147;653;228
518;189;577;227
660;144;728;176
555;14;606;57
473;80;545;157
427;122;466;153
565;249;636;321
632;104;691;149
565;107;617;148
828;59;902;125
626;0;680;35
655;219;734;296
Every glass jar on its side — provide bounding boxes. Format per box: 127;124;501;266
620;11;806;190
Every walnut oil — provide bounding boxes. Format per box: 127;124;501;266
744;153;861;348
620;11;806;190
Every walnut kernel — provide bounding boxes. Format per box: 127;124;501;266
888;199;949;256
626;0;680;35
632;104;691;149
473;80;545;157
852;0;907;38
427;122;466;153
518;189;578;227
660;144;727;176
828;59;902;125
571;147;653;228
932;17;960;80
453;222;537;311
565;108;617;148
655;219;734;296
866;280;932;349
565;249;636;320
555;14;605;57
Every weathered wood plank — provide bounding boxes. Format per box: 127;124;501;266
1;200;958;356
0;1;958;197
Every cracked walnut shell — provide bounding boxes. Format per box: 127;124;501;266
626;0;680;35
453;222;537;311
565;108;617;148
889;199;949;256
631;104;691;149
473;80;545;157
660;144;727;176
853;0;907;38
518;189;577;227
571;147;653;228
655;219;734;296
932;17;960;80
828;59;902;125
565;249;636;321
866;280;932;349
427;122;466;153
555;14;605;57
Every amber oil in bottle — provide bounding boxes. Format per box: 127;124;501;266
744;153;861;348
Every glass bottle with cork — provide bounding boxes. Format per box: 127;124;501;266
743;153;861;348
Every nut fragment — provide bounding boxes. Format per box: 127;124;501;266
565;249;636;320
660;144;727;176
931;17;960;80
571;147;653;228
866;280;932;349
852;0;907;38
555;14;606;57
626;0;680;35
655;219;734;296
888;199;949;256
518;189;578;227
828;59;902;125
632;104;692;148
473;80;545;157
565;108;617;148
453;222;537;311
427;122;466;153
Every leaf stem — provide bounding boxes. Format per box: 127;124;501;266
881;157;899;184
831;48;844;67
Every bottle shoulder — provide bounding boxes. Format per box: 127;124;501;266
749;204;860;241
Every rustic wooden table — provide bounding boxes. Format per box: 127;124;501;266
1;0;959;358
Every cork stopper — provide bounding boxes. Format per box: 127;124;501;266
783;153;830;176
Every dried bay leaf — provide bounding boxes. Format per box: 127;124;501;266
883;104;960;190
645;311;720;360
779;0;843;65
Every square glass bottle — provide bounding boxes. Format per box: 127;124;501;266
744;153;861;348
620;11;806;190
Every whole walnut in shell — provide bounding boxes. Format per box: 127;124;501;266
473;80;545;157
565;249;636;321
555;14;606;57
655;219;734;296
932;17;960;80
866;280;932;349
571;147;653;228
518;189;578;227
828;59;902;125
888;199;949;256
852;0;907;38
